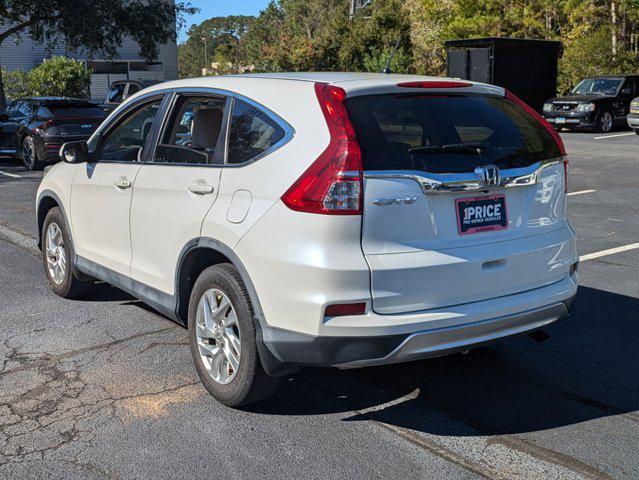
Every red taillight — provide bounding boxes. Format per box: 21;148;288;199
37;119;54;131
504;90;566;156
504;90;568;192
397;81;472;89
281;83;363;215
325;302;367;317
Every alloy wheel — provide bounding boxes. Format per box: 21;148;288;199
45;222;67;285
195;288;241;385
600;112;613;133
22;139;34;169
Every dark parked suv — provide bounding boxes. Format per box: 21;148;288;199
100;80;160;113
542;75;639;133
0;97;106;170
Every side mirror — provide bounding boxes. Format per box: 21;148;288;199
60;141;89;164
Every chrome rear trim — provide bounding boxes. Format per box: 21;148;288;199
364;158;564;195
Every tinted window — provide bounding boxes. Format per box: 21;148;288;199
108;83;126;103
17;102;32;117
101;99;161;162
227;99;285;164
48;106;106;117
127;84;141;95
4;102;20;119
346;94;562;173
155;95;227;165
571;78;622;96
36;106;53;118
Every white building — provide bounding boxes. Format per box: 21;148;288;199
0;35;178;101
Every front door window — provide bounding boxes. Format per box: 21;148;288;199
100;99;162;162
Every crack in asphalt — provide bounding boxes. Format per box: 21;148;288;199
0;328;197;472
0;327;177;377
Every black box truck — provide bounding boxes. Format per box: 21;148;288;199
445;37;562;112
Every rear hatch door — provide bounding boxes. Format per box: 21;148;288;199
47;104;106;137
346;90;571;314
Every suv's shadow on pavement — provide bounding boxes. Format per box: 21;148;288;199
249;286;639;437
86;280;637;436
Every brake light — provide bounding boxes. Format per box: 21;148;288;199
37;119;54;131
504;90;568;192
281;83;362;215
504;90;566;156
397;81;472;89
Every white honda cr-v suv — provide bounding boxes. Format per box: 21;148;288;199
37;73;578;406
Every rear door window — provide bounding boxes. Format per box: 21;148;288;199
154;94;228;165
227;99;286;164
346;94;561;173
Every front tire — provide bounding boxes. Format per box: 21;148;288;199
22;136;43;171
42;207;90;298
595;110;614;133
188;264;281;407
634;129;639;136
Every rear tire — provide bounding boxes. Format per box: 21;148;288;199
41;207;91;298
188;264;281;407
22;136;43;171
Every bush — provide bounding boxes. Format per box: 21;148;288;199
2;69;30;99
27;56;92;98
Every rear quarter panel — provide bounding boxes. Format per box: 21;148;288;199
200;79;329;249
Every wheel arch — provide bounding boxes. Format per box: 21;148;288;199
174;238;264;326
36;190;69;251
174;237;291;376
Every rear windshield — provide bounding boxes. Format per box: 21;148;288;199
345;93;561;173
45;106;106;117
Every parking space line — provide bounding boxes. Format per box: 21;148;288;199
0;170;21;178
593;132;636;140
567;189;596;196
580;243;639;262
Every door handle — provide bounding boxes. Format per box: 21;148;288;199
114;176;132;190
188;180;214;195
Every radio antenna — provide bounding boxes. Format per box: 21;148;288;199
382;36;401;74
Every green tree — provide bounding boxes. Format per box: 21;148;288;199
339;0;413;73
0;0;197;109
27;56;92;98
178;15;254;77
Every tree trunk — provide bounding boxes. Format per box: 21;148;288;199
611;1;617;57
0;46;5;112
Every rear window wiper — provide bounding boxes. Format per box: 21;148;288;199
409;142;490;154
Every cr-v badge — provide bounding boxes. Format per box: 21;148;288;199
373;196;419;206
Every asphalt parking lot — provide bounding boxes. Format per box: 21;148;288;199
0;130;638;479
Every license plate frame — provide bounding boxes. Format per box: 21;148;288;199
455;194;509;235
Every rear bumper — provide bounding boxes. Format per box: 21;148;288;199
627;114;639;129
335;301;570;368
259;272;578;371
